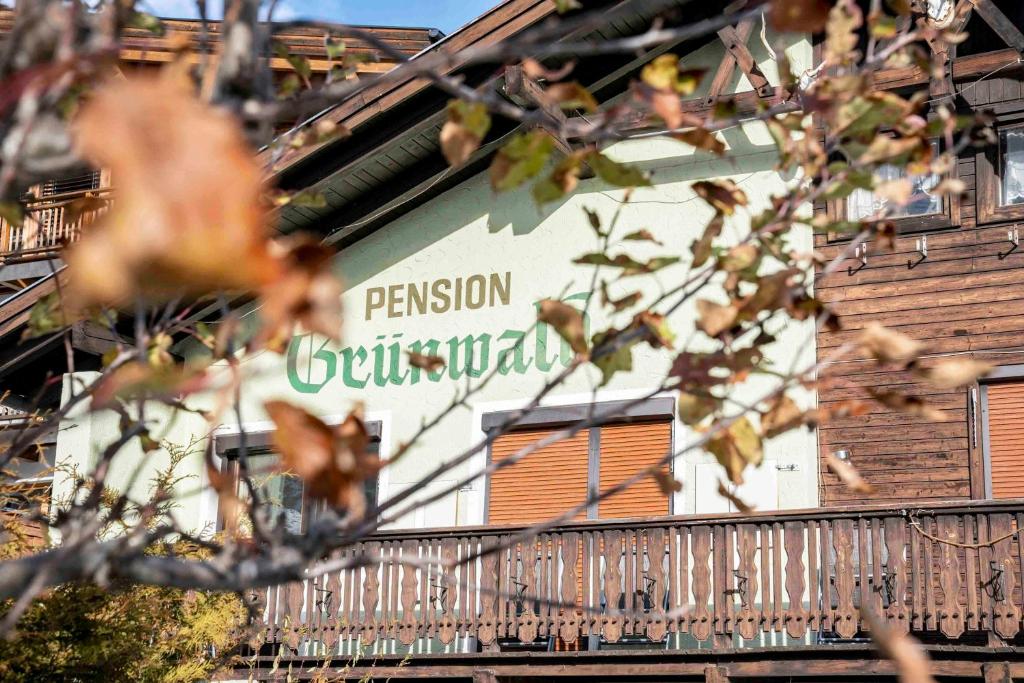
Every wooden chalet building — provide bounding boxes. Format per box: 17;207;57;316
4;0;1024;681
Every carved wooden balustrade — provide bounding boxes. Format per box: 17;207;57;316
247;500;1024;655
0;185;111;263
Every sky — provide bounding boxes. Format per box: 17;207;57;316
142;0;500;34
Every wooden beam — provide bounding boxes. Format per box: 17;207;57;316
705;19;756;105
983;662;1013;683
951;0;974;33
971;0;1024;53
503;64;593;176
717;24;772;98
705;665;730;683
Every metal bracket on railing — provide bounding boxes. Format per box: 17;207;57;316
725;571;750;609
878;567;897;607
984;561;1006;602
639;574;657;611
429;580;450;610
314;587;333;615
510;579;528;616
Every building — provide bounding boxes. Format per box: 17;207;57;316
3;0;1024;680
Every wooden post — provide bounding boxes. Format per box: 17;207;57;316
704;665;729;683
473;669;499;683
982;662;1012;683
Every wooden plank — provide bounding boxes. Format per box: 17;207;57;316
759;523;772;634
973;0;1024;52
784;521;809;639
647;528;667;642
602;529;624;643
819;520;832;632
735;524;758;640
478;536;499;647
923;517;938;632
560;531;581;643
718;25;772;97
937;516;965;639
884;517;909;632
691;525;713;642
808;520;820;632
989;513;1021;640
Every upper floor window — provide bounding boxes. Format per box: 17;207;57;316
846;151;943;222
828;139;959;237
999;127;1024;207
977;113;1024;225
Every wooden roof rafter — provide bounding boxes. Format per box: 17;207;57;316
703;1;777;106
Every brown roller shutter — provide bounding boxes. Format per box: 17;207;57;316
488;428;589;524
988;381;1024;498
598;421;672;519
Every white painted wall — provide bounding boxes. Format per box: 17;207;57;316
54;35;818;534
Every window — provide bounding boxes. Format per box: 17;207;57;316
483;398;674;524
215;423;381;533
999;128;1024;207
846;162;942;222
977;117;1024;224
831;139;958;236
980;368;1024;499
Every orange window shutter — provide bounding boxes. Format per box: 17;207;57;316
988;381;1024;499
598;421;672;519
488;428;590;525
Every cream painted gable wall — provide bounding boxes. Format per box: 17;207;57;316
54;34;818;534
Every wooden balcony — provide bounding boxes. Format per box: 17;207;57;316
239;500;1024;679
0;183;111;264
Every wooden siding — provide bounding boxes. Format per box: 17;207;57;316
815;71;1024;507
987;381;1024;499
597;421;672;519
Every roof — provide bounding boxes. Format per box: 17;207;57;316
268;0;736;246
0;7;442;76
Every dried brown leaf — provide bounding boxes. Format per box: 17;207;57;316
408;351;446;372
862;609;936;683
824;451;875;494
857;322;926;365
916;359;992;389
696;299;738;338
867;388;947;422
538;299;588;355
69;75;278;306
265;401;379;513
650;467;682;495
717;480;754;513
